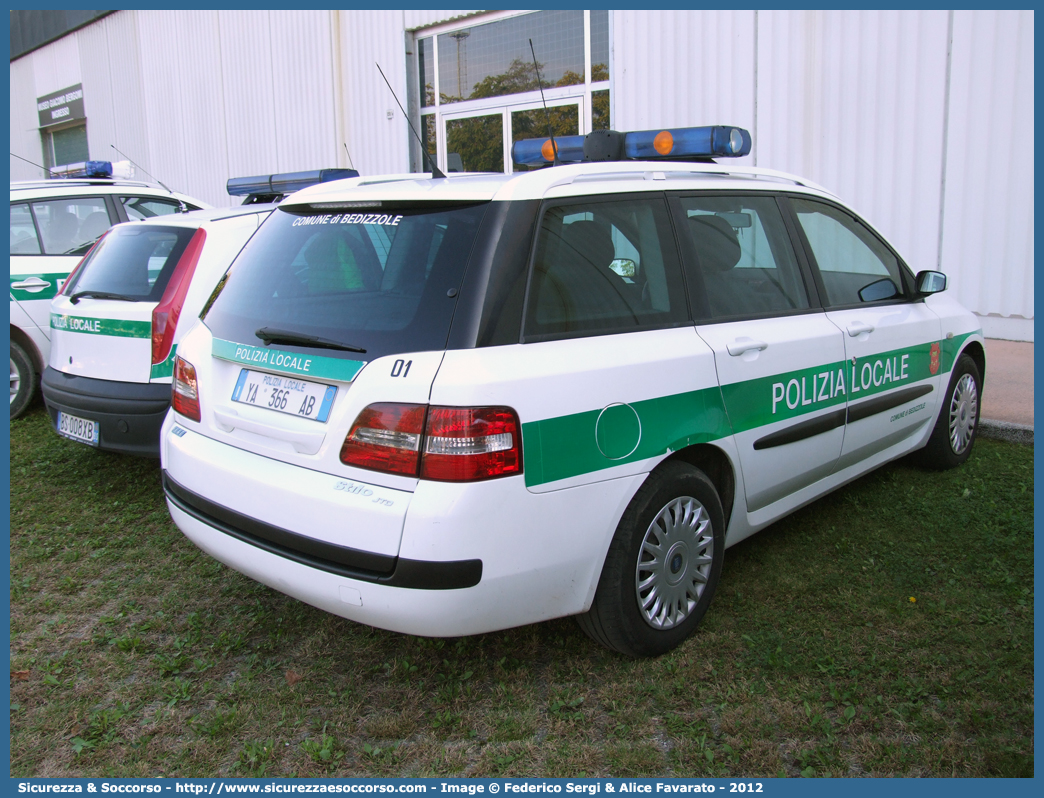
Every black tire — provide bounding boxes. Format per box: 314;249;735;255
916;353;982;470
577;461;725;657
10;341;35;420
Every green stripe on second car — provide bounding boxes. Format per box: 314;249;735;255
50;313;151;338
151;347;177;380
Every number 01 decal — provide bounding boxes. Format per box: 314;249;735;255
390;359;412;378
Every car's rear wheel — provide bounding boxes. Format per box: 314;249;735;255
917;352;981;470
577;461;725;657
10;341;35;419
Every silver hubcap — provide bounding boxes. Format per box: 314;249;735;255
948;373;978;455
635;496;714;630
10;358;20;405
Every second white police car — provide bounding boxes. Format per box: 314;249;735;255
42;169;356;456
160;126;983;657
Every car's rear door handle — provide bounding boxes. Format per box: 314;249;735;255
727;338;768;356
847;322;875;337
11;277;51;292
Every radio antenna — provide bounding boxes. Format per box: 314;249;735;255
343;142;355;170
529;39;560;166
110;144;171;192
11;151;49;177
376;62;446;178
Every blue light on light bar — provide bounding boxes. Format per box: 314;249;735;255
511;126;752;166
625;126;751;159
511;135;585;165
49;161;114;179
226;168;360;197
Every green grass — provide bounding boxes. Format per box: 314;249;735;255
9;403;1034;777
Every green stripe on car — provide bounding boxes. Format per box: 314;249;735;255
50;313;151;338
211;337;366;382
523;387;732;488
523;332;978;488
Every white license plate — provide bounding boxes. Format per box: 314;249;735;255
57;411;99;446
231;369;337;422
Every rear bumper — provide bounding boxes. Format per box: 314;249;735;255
41;366;170;457
163;471;482;589
160;418;643;637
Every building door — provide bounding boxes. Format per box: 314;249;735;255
440;98;583;174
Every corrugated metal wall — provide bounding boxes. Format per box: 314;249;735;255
613;10;756;167
940;10;1034;334
338;10;412;178
9;10;1033;337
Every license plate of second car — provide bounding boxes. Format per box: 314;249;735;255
231;369;337;422
57;411;100;446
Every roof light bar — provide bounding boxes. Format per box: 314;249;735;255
48;160;135;180
226;168;360;197
511;126;752;166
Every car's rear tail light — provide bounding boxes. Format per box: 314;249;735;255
340;403;522;481
60;231;109;296
340;403;427;476
152;228;207;366
420;406;522;482
172;356;201;422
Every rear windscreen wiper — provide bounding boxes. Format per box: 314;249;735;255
255;327;367;354
69;291;138;305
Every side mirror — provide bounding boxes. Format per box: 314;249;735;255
609;258;636;279
915;270;947;295
858;277;899;302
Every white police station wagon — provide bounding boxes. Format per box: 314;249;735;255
160;126;983;657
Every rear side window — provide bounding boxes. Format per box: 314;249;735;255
203;204;488;359
10;203;41;255
679;196;809;320
64;225;196;300
524;196;688;340
121;196;186;220
790;198;905;306
30;197;111;256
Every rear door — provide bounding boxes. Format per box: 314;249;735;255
50;223;200;383
675;193;847;514
456;193;717;495
787;197;943;468
11;194;114;335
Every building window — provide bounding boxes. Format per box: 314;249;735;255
42;123;89;170
412;10;610;174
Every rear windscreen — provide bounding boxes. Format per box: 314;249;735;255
202;203;488;360
64;225;196;300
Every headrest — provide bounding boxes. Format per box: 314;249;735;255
561;220;616;269
79;211;110;242
689;215;741;272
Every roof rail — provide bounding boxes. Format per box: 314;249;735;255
535;160;835;197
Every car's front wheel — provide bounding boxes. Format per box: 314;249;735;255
10;341;35;419
577;461;725;657
917;352;982;470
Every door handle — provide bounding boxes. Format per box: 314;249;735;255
727;338;768;356
11;277;51;292
846;322;875;337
